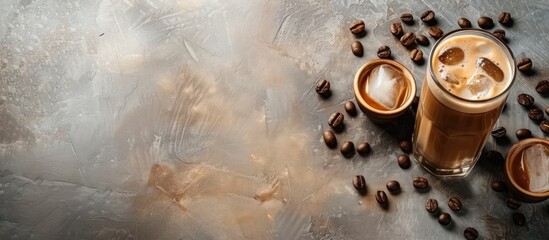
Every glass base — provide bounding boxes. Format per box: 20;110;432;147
412;148;477;178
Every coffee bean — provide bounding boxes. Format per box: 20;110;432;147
400;32;416;47
516;128;532;140
498;12;512;26
386;180;401;193
546;106;549;116
357;142;371;156
517;58;532;72
438;212;452;226
491;126;507;138
506;197;521;209
458;18;472;28
397;154;411;169
315;79;331;97
421;10;435;24
493;29;506;41
352;175;367;192
425;199;439;213
350;19;366;34
390;22;404;37
375;190;389;208
410;49;423;63
411;95;420;112
478;16;494;29
415;34;429;46
399;140;412;153
328;112;344;130
464;227;479;240
486;150;505;164
352;41;364;57
512;212;526;226
323;130;337;148
528;108;544;122
535;80;549;94
377;45;391;59
517;93;534;107
400;13;414;24
340;141;355;158
448;197;463;211
344;101;357;116
540;120;549;134
413;176;429;189
428;26;443;39
491;180;507;192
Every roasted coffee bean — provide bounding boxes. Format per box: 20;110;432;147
400;13;414;24
350;19;366;34
491;180;507;192
546;106;549;116
512;213;526;226
478;16;494;29
357;142;371;156
491;126;507;138
415;34;429;46
390;22;404;37
464;227;479;240
315;79;331;97
386;180;401;193
377;45;391;59
425;199;439;213
493;29;506;41
517;58;532;72
428;26;443;39
421;10;435;24
353;175;367;192
375;190;389;208
458;18;472;28
540;120;549;134
344;101;357;116
506;197;521;209
438;212;452;226
352;41;364;57
517;93;534;107
535;80;549;94
400;32;416;47
486;150;504;164
528;108;544;121
340;141;355;158
498;12;512;26
328;112;344;129
448;197;463;211
399;140;413;153
323;130;337;148
410;49;423;63
516;128;532;140
397;154;411;169
411;95;420;112
413;176;429;189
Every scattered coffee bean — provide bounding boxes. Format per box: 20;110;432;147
386;180;401;193
491;180;507;192
400;32;416;47
352;41;364;57
350;19;366;34
399;140;413;153
390;22;404;37
415;34;429;46
517;58;532;72
546;106;549;116
352;175;367;192
315;79;331;97
491;126;507;138
535;80;549;94
528;108;544;121
328;112;344;130
464;227;479;240
357;142;371;156
412;95;420;112
397;154;411;169
425;199;439;213
493;29;506;41
428;26;443;39
517;93;534;107
516;128;532;140
458;18;472;28
438;212;452;226
486;150;504;164
413;176;429;189
377;45;391;59
421;10;435;24
323;130;337;148
498;12;512;26
344;101;357;116
540;120;549;134
506;197;521;209
512;212;526;226
400;13;414;24
478;16;494;29
410;49;423;63
340;141;355;158
375;190;389;208
448;197;463;211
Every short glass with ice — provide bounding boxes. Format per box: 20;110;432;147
413;29;516;177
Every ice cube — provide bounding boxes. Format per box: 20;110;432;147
438;47;464;65
366;64;406;110
477;57;504;82
441;72;460;85
522;143;549;193
466;71;493;98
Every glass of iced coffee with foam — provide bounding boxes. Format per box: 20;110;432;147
413;29;516;177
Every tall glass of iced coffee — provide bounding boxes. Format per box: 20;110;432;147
413;29;516;177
